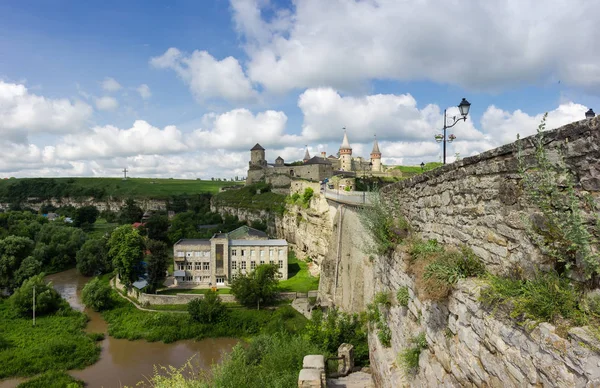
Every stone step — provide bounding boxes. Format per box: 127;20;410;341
326;372;374;388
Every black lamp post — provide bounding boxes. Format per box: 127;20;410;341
586;108;596;119
435;98;471;164
420;162;425;172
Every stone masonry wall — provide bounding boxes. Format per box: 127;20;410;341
381;117;600;277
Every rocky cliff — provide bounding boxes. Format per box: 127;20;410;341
0;197;167;212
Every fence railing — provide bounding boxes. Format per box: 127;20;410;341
323;188;374;205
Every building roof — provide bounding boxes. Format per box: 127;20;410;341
132;280;148;289
173;270;186;277
340;131;352;150
174;239;211;246
371;137;381;154
230;239;288;246
304;156;332;165
227;225;268;239
251;143;265;151
303;148;311;160
132;222;145;229
328;155;338;159
275;156;284;161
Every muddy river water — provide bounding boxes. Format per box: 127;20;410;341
0;269;238;388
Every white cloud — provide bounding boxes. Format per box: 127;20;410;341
101;77;122;92
229;0;600;94
150;48;257;103
137;84;152;99
0;80;92;142
95;96;119;111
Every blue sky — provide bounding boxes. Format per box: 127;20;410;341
1;0;598;178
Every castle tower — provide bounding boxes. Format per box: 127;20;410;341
249;143;266;168
339;130;353;171
303;146;311;163
370;136;382;172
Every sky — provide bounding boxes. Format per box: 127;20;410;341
1;0;599;179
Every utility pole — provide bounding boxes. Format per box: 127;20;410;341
32;285;36;327
122;167;128;180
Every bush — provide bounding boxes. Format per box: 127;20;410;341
377;323;392;347
374;291;391;306
16;371;84;388
408;239;444;262
396;286;409;307
231;264;279;309
10;274;64;317
81;277;113;312
187;291;226;323
480;271;586;325
398;333;427;375
359;191;409;255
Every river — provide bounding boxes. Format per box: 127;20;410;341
0;269;238;388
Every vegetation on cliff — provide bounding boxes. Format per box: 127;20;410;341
213;183;285;214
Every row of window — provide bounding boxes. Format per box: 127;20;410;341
231;272;284;280
231;249;285;257
231;260;284;270
177;262;210;271
176;251;210;258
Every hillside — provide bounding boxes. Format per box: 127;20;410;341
0;177;242;202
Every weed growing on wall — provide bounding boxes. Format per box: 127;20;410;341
517;113;599;280
398;333;428;376
367;292;394;348
396;286;410;307
359;190;409;256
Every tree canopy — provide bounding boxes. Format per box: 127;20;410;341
108;225;145;286
0;236;35;291
76;237;111;276
145;239;169;293
188;291;226;323
231;264;279;309
10;274;65;317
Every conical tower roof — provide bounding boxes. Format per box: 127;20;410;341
303;146;310;161
340;131;352;150
371;136;381;154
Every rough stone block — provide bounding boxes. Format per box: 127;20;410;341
298;368;322;388
303;355;325;370
337;343;354;377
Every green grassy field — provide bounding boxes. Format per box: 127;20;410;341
0;177;242;201
392;162;442;174
87;218;118;239
278;252;319;293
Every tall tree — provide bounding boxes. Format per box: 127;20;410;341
74;205;99;229
0;236;35;291
118;198;143;224
231;264;279;309
108;225;145;286
144;214;169;242
33;223;86;270
76;237;111;276
145;239;169;293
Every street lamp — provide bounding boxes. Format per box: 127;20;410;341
435;98;471;164
420;162;425;172
586;108;596;119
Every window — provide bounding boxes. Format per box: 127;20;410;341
177;251;184;257
204;251;210;257
178;264;185;271
203;276;210;282
260;260;265;265
270;260;274;265
216;277;225;284
231;273;237;280
241;261;247;270
241;250;245;256
195;263;201;270
278;260;283;269
203;262;210;271
185;276;193;281
232;249;237;256
187;263;193;270
195;251;202;257
251;261;256;270
186;252;193;257
277;272;283;279
232;261;237;270
269;249;274;257
251;250;255;257
279;249;284;256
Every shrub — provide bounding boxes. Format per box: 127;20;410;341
17;371;84;388
359;191;409;255
81;277;113;312
480;271;586;326
408;239;444;262
377;322;392;347
9;274;64;317
187;291;226;323
374;291;391;306
396;286;409;307
398;333;428;375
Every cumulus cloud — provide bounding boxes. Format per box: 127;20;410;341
228;0;600;94
150;48;257;103
101;77;122;92
137;84;152;99
95;96;119;111
0;80;92;142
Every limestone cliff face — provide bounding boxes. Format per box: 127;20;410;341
0;197;167;212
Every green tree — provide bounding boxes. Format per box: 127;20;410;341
10;274;64;317
108;225;145;286
74;205;99;229
188;291;226;323
145;239;169;293
14;256;42;288
118;198;143;224
0;235;35;291
33;223;87;270
81;277;113;311
231;264;279;309
144;214;169;242
76;237;111;276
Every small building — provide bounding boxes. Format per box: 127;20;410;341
173;226;289;287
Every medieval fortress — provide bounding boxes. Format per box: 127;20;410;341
246;132;396;192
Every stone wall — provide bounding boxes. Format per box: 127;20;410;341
368;248;600;388
381;117;600;277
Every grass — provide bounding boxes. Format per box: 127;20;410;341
396;286;409;307
0;177;240;201
0;300;100;379
212;184;286;214
87;218;118;238
147;304;188;311
157;288;232;295
17;371;84;388
392;162;442;178
398;333;427;375
278;251;319;293
102;297;308;343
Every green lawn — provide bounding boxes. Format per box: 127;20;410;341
87;218;118;239
278;252;320;293
391;162;442;175
0;177;242;201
